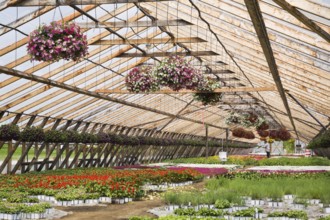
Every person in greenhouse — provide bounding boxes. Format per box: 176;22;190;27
265;142;271;158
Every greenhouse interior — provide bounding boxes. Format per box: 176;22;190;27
0;0;329;219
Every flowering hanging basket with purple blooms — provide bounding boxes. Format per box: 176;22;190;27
27;22;88;62
125;66;160;93
155;56;200;91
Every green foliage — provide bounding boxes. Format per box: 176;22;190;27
268;210;308;220
174;208;196;216
20;126;45;142
196;208;224;217
214;199;231;209
81;132;99;144
55;187;87;201
166;156;330;166
308;130;330;149
0;124;20;141
232;207;257;217
319;216;330;220
44;129;67;143
65;130;84;143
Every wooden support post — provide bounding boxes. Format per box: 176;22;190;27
36;118;62;171
34;143;38;171
7;141;12;173
3;115;35;174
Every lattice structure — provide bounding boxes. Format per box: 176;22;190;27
0;0;329;173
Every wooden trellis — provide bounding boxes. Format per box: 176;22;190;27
0;0;329;163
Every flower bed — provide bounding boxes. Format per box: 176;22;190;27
0;167;203;204
165;155;330;166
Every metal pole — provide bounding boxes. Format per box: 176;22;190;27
226;128;229;152
205;125;209;158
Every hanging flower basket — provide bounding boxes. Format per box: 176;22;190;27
27;22;88;62
232;127;246;138
125;66;160;93
277;128;291;141
155;56;200;91
20;126;45;142
256;121;269;131
225;112;242;125
193;77;222;105
243;130;255;139
0;124;20;141
269;130;279;140
257;129;269;138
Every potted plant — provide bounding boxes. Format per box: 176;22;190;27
65;130;83;143
27;21;88;62
44;129;67;143
257;129;269;138
232;127;246;138
256;121;269;131
0;124;20;141
125;66;160;93
20;126;45;142
155;56;201;91
97;132;110;143
243;130;255;140
193;77;222;106
277;128;291;141
225;112;242;125
81;132;98;144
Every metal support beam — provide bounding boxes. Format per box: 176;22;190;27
78;19;193;28
157;99;194;131
0;66;226;130
9;0;173;7
93;37;206;45
287;92;326;129
117;51;219;57
95;86;276;94
244;0;299;139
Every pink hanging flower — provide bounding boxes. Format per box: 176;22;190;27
27;21;88;62
125;66;160;93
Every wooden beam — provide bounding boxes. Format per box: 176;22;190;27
206;70;235;74
117;51;219;57
0;6;54;36
244;0;298;139
12;0;173;6
0;66;227;130
78;19;192;28
217;77;240;82
95;86;276;94
272;0;330;43
93;37;206;45
0;0;24;11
